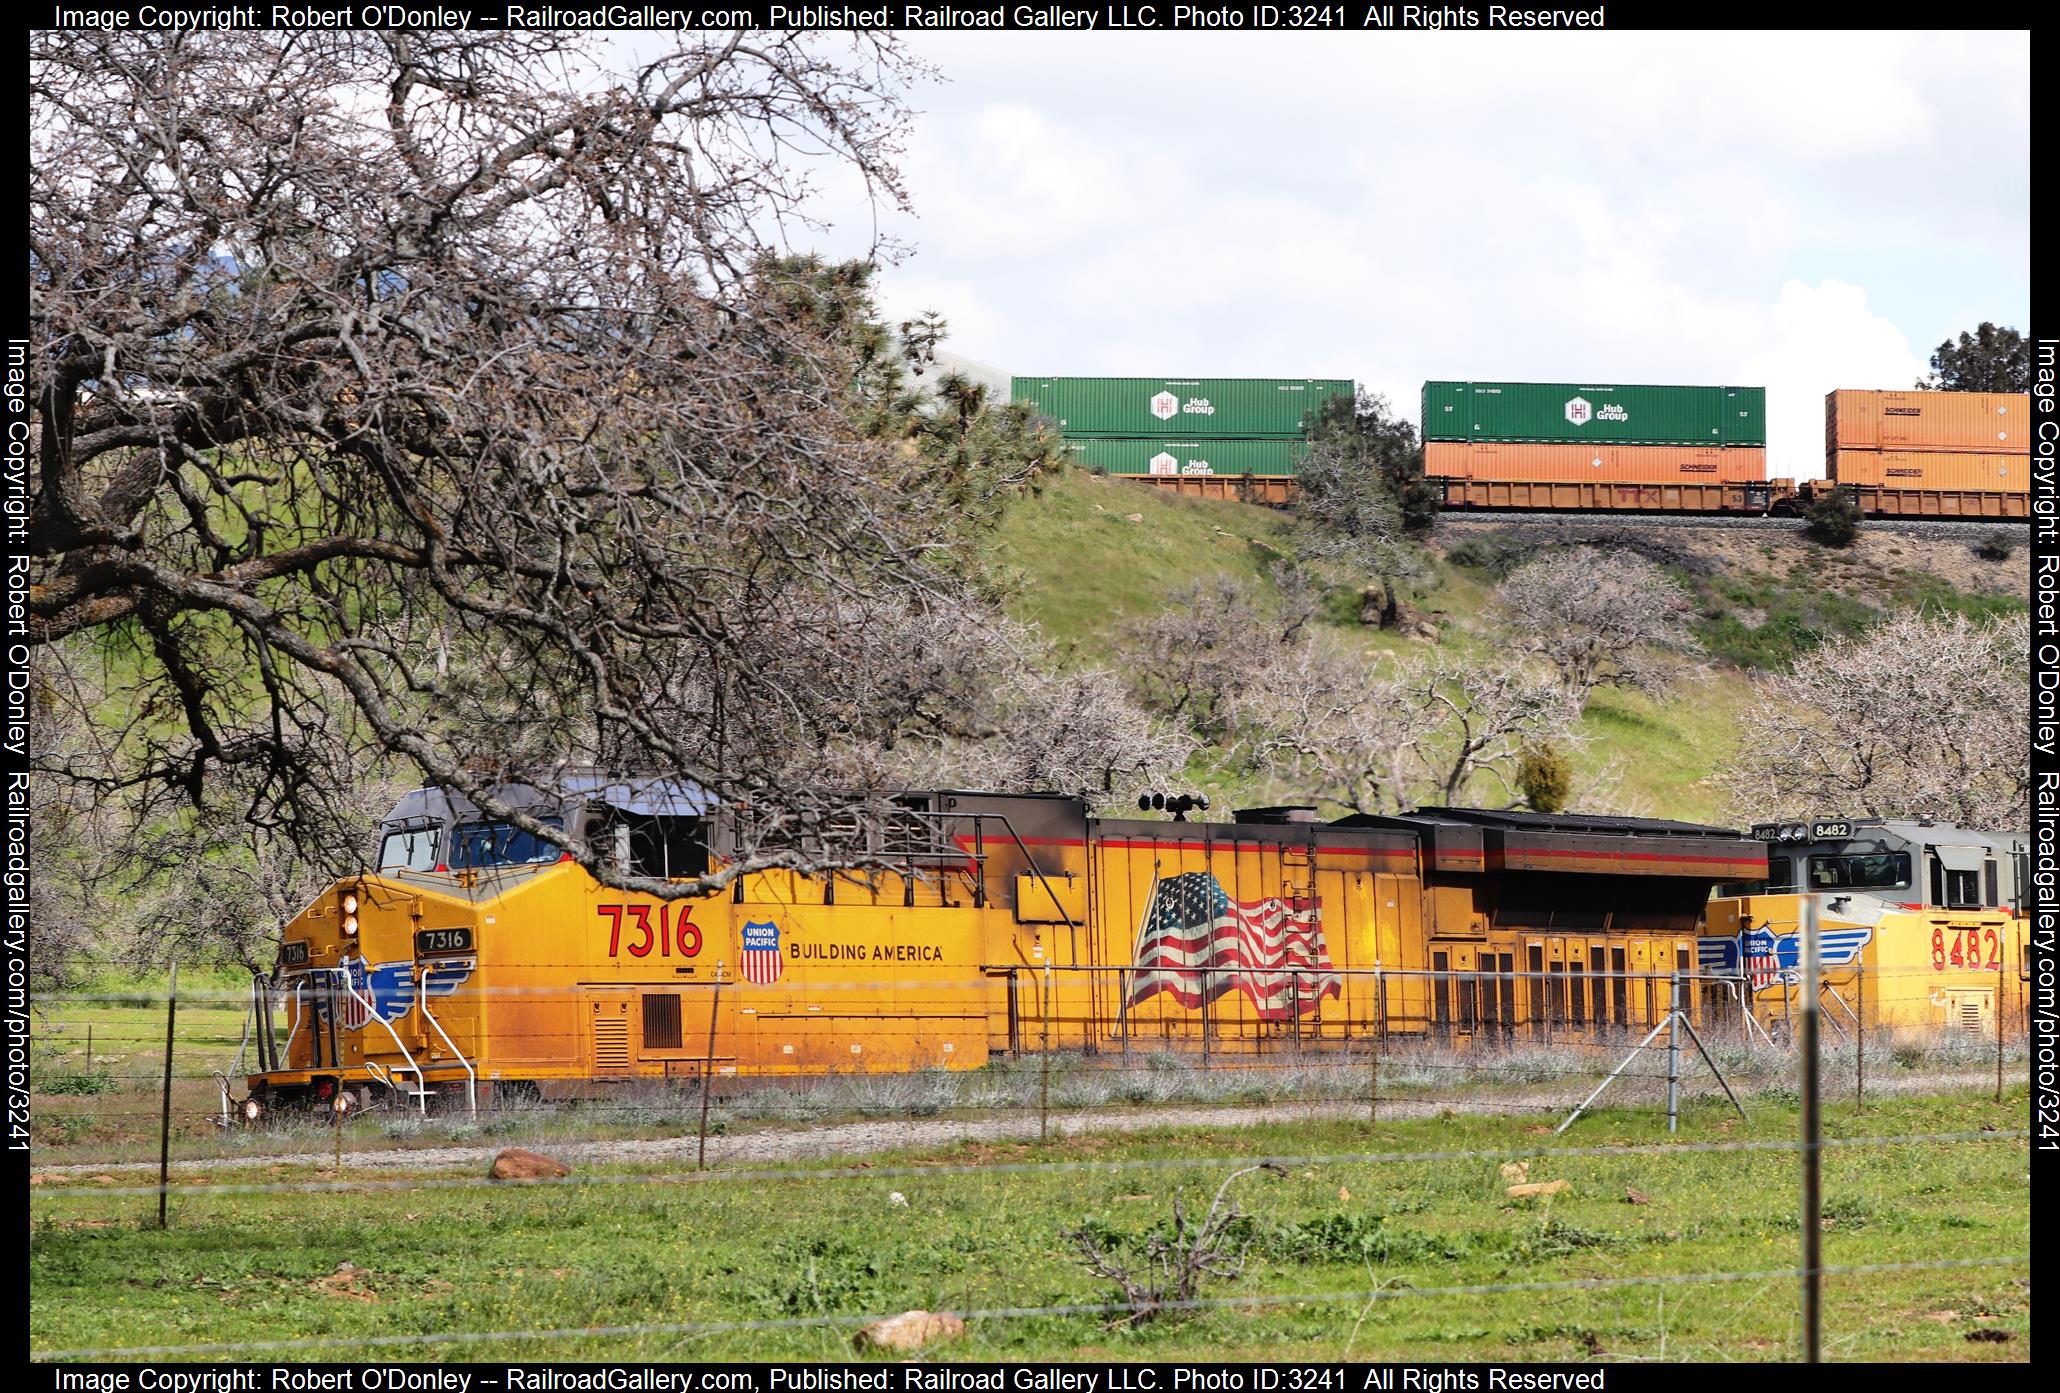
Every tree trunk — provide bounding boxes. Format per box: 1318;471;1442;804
1359;578;1401;630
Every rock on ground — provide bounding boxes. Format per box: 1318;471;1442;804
853;1310;965;1353
489;1147;571;1181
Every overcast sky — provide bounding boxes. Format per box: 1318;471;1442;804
796;30;2028;480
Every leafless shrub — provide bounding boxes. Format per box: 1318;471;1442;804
1119;577;1278;741
1490;548;1704;704
1719;610;2027;827
1227;641;1585;815
1064;1163;1281;1326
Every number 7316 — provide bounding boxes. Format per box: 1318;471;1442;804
597;903;702;958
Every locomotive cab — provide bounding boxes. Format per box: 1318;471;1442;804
1701;818;2028;1038
236;772;715;1117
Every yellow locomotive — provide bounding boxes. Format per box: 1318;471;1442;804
237;777;1770;1114
1698;817;2030;1041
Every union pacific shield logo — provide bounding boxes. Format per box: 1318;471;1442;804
1696;926;1872;993
740;921;783;986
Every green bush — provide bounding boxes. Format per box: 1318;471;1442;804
1516;744;1573;812
1804;487;1861;547
1444;532;1538;577
39;1067;119;1097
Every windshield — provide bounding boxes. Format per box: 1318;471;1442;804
1808;850;1910;890
451;819;564;869
377;825;441;872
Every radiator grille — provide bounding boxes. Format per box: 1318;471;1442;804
592;1012;630;1071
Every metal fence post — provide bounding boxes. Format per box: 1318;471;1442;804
1040;962;1053;1143
157;963;178;1230
698;975;723;1172
1996;939;2007;1102
1855;967;1865;1110
1369;999;1380;1127
1800;897;1822;1364
1666;971;1681;1134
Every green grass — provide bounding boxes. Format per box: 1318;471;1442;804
1885;570;2030;625
29;1089;2030;1362
32;970;254;1153
1577;678;1753;823
991;470;1294;657
1688;572;1881;671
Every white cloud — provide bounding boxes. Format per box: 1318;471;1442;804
762;30;2027;470
1738;280;1928;482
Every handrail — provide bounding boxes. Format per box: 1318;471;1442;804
278;979;304;1070
316;967;432;1115
976;810;1085;957
1821;981;1862;1028
415;965;478;1116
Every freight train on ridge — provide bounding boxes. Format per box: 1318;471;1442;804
230;777;2029;1116
1010;376;2032;520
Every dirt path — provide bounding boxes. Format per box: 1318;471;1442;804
34;1068;1996;1180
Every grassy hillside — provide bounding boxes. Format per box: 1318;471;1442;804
991;470;1296;656
992;471;2027;826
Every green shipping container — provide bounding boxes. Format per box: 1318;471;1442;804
1421;381;1766;446
1064;437;1308;478
1013;376;1354;438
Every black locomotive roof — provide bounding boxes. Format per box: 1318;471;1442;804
1349;807;1746;839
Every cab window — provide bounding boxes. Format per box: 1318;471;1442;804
1931;862;1981;910
1721;857;1795;897
1807;851;1910;890
378;825;441;872
452;819;564;869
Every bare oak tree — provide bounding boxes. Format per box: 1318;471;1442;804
1225;640;1584;816
1225;634;1414;815
1119;576;1281;743
1489;547;1703;704
1720;610;2027;829
1397;650;1587;806
27;31;1050;899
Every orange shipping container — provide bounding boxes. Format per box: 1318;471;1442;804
1827;449;2029;493
1424;440;1765;485
1826;389;2030;454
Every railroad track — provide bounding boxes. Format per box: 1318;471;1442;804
1437;511;2025;536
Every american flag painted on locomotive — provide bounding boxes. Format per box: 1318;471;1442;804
740;921;784;986
1124;872;1340;1021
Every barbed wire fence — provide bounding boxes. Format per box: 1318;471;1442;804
26;949;2033;1363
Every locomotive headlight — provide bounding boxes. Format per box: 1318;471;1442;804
343;915;360;936
241;1096;264;1124
342;893;359;915
333;1091;354;1116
